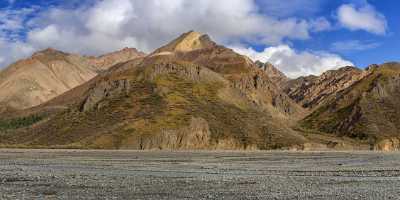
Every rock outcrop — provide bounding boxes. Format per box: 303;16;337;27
137;117;212;150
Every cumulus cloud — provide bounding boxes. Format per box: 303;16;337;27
29;0;312;48
337;3;387;35
0;0;331;68
331;40;380;52
232;45;354;78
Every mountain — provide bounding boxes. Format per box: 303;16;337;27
0;48;145;109
284;66;366;109
255;61;289;89
1;31;399;151
300;63;400;150
0;31;309;150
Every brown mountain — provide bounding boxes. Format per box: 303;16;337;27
284;66;366;109
300;63;400;150
0;48;145;109
0;31;309;150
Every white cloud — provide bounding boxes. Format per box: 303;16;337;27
0;0;330;68
309;17;332;32
232;45;354;78
331;40;380;52
0;7;37;67
85;0;135;37
0;39;35;68
337;3;387;35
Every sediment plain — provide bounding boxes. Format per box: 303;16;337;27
0;150;399;199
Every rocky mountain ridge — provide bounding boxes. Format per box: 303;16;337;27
284;66;368;109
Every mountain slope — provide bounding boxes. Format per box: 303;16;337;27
300;63;400;150
0;48;145;109
285;66;366;109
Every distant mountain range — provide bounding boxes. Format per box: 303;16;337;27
0;31;399;151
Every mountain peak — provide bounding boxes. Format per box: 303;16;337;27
255;61;289;89
153;30;216;54
89;47;146;71
32;48;67;58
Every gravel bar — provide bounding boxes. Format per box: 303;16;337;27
0;150;399;199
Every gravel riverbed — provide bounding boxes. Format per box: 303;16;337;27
0;150;399;199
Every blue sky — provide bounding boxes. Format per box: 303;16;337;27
0;0;398;77
272;0;399;68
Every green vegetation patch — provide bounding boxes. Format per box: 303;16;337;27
301;102;355;132
0;115;44;131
